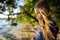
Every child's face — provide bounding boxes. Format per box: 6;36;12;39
34;9;43;19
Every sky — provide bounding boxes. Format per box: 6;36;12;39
0;0;25;18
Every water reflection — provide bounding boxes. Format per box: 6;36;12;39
0;19;16;33
0;19;18;40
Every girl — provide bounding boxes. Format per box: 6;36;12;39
31;1;59;40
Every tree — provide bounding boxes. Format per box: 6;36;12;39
0;0;60;28
16;0;60;28
16;0;40;25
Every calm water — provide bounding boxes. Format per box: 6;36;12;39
0;19;18;33
0;19;23;40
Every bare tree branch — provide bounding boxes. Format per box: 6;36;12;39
19;6;38;22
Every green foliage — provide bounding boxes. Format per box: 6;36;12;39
17;0;60;28
1;0;59;28
16;0;40;25
44;0;60;29
17;13;38;25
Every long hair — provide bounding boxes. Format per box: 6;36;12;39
34;2;55;40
